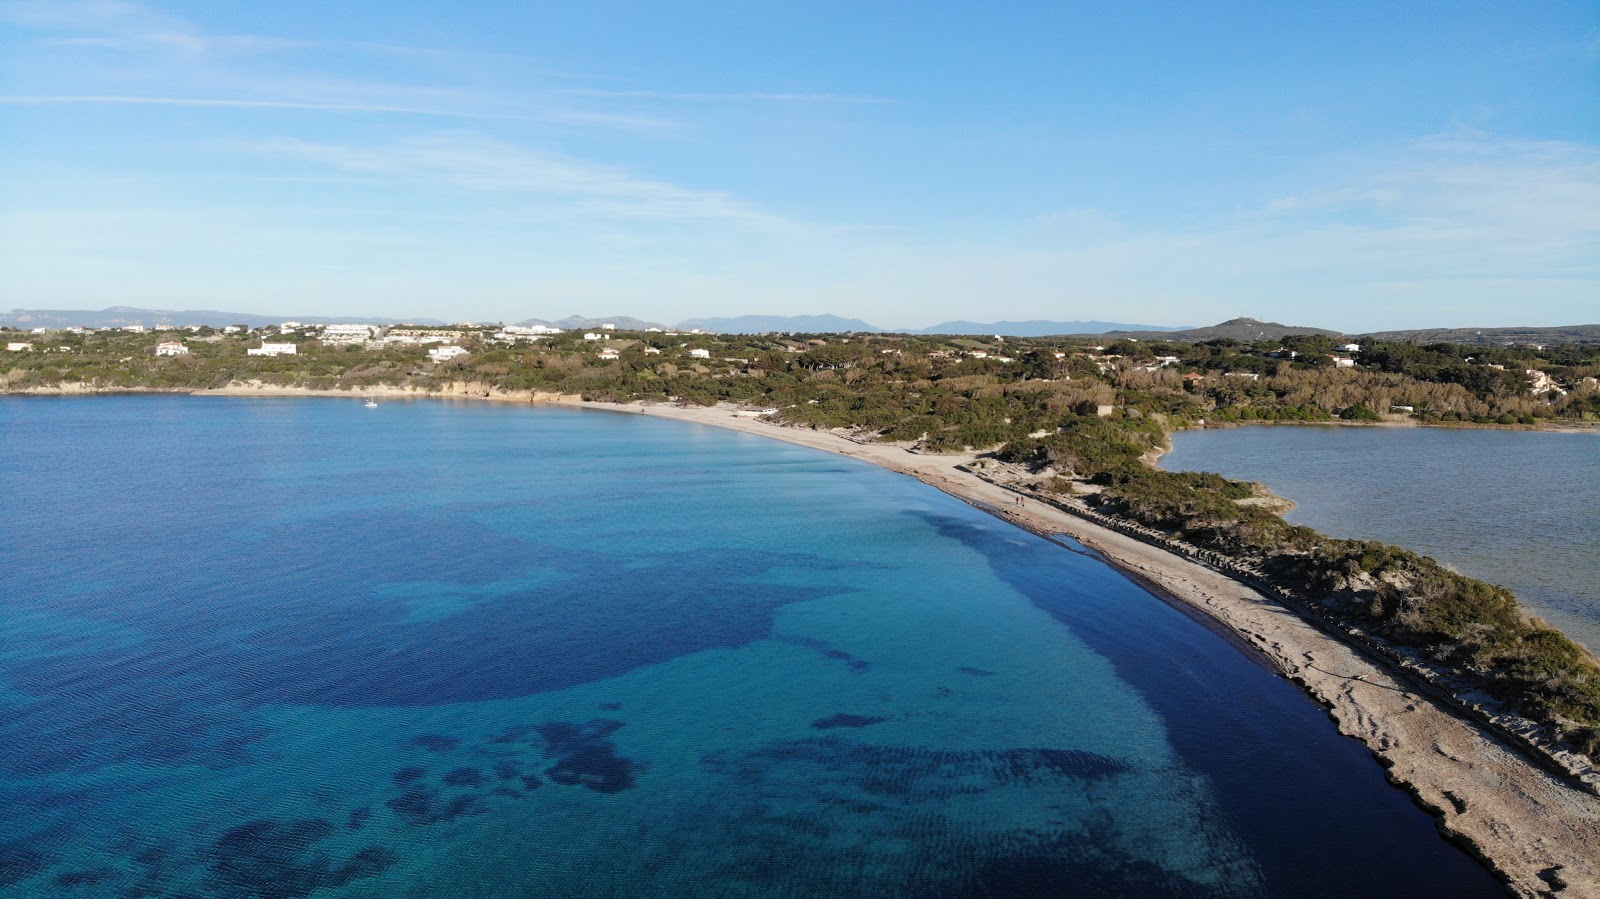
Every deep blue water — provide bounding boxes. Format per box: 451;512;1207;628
1163;425;1600;654
0;397;1502;897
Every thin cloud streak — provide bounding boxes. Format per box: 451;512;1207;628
0;95;681;131
561;88;893;105
0;0;285;57
0;94;480;116
255;133;790;226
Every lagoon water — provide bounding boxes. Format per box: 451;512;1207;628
1162;425;1600;655
0;397;1500;897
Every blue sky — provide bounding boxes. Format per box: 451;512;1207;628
1;1;1595;330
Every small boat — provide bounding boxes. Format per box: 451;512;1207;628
365;399;378;408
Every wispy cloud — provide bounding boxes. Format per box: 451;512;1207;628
0;3;702;133
561;88;892;105
813;131;1600;329
1;1;880;136
0;94;679;131
0;94;491;116
0;0;294;57
1260;131;1600;253
256;132;787;225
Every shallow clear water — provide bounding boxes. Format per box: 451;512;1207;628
1162;425;1600;654
0;397;1500;897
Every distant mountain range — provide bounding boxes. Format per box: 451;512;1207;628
1359;324;1600;347
7;307;1595;345
0;306;442;329
1103;317;1343;342
1107;318;1600;346
672;315;1187;335
482;312;1187;335
677;314;883;333
914;319;1187;336
514;314;672;331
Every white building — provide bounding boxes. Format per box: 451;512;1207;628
688;348;711;359
321;324;378;344
123;324;147;333
6;341;33;352
583;332;605;341
1340;343;1361;353
1526;369;1566;396
428;345;468;363
154;341;189;356
247;342;297;356
496;325;562;341
600;323;616;331
222;325;243;334
597;348;620;361
1330;356;1356;368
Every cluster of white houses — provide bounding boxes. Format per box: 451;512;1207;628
247;342;296;356
9;325;1597;399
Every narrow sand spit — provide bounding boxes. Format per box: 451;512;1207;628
583;400;1600;899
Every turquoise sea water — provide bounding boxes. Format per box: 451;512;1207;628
0;397;1500;897
1162;425;1600;654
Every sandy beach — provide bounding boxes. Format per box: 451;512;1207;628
582;399;1600;899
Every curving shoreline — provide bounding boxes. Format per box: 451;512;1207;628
9;385;1600;894
578;399;1600;899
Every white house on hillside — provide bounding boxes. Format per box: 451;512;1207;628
248;342;297;356
428;345;468;363
321;324;378;344
155;341;189;356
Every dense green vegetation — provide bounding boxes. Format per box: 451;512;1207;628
5;322;1599;759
